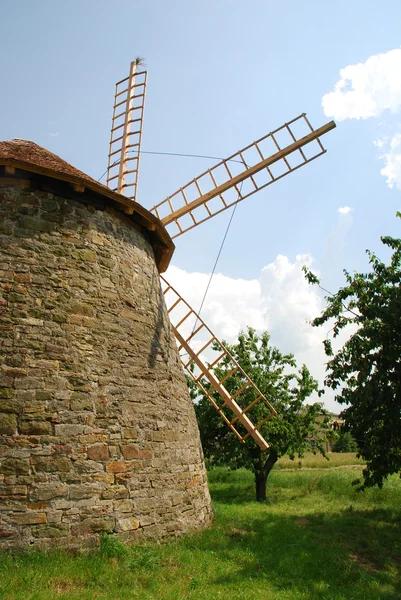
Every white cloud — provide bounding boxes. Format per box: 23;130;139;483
375;132;401;190
338;206;352;215
165;256;347;413
322;48;401;121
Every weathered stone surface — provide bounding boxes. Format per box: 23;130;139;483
30;483;68;501
0;186;213;551
10;511;47;525
19;421;52;436
0;413;17;435
31;456;71;473
1;458;30;475
106;461;127;474
87;444;109;461
101;485;129;500
116;517;140;532
69;484;100;500
32;524;69;538
72;517;115;535
0;485;27;500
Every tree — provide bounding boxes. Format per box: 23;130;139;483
332;431;358;453
304;214;401;488
189;328;329;502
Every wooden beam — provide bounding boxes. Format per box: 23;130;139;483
4;165;15;175
161;120;336;226
0;177;30;189
72;183;85;193
117;60;137;194
173;326;270;451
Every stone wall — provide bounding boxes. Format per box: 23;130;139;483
0;186;213;550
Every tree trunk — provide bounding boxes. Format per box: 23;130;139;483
254;449;278;502
255;470;268;502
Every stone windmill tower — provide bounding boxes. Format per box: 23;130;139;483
0;60;335;550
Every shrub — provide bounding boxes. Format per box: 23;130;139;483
332;431;358;453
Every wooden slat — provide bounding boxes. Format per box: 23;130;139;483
161;276;277;450
149;115;336;238
106;62;147;205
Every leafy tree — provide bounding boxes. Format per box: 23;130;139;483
304;214;401;488
332;431;358;453
189;328;329;502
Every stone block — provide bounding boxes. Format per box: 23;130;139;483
10;511;47;525
18;216;53;233
142;524;163;538
0;527;14;539
113;499;133;513
70;396;93;411
30;483;68;501
101;485;128;500
79;434;108;445
54;424;85;437
35;391;53;401
87;473;114;484
0;458;30;474
121;445;138;460
46;510;63;524
22;400;46;414
74;460;102;474
0;413;17;435
69;302;94;316
14;377;44;390
32;524;69;538
119;309;152;325
72;517;115;535
69;484;99;500
80;249;97;262
0;377;13;388
82;317;97;328
19;421;52;435
106;461;127;473
32;456;71;473
87;444;108;461
0;388;14;401
116;517;140;532
0;485;27;500
1;366;28;377
27;359;59;371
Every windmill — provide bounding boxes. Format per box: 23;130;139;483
105;60;336;452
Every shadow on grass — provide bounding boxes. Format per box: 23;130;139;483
198;506;401;599
210;484;256;504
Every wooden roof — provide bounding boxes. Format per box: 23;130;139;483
0;139;174;272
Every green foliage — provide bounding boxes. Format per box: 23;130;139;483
191;328;329;501
332;431;359;453
305;213;401;488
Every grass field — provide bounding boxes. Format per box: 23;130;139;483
0;458;400;600
275;451;365;470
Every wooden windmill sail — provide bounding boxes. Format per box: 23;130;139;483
106;60;336;451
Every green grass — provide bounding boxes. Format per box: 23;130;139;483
0;465;400;600
276;451;365;470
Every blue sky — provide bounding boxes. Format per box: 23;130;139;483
2;1;401;410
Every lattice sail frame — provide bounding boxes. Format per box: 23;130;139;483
150;114;336;239
107;61;147;201
105;62;336;450
161;276;277;450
